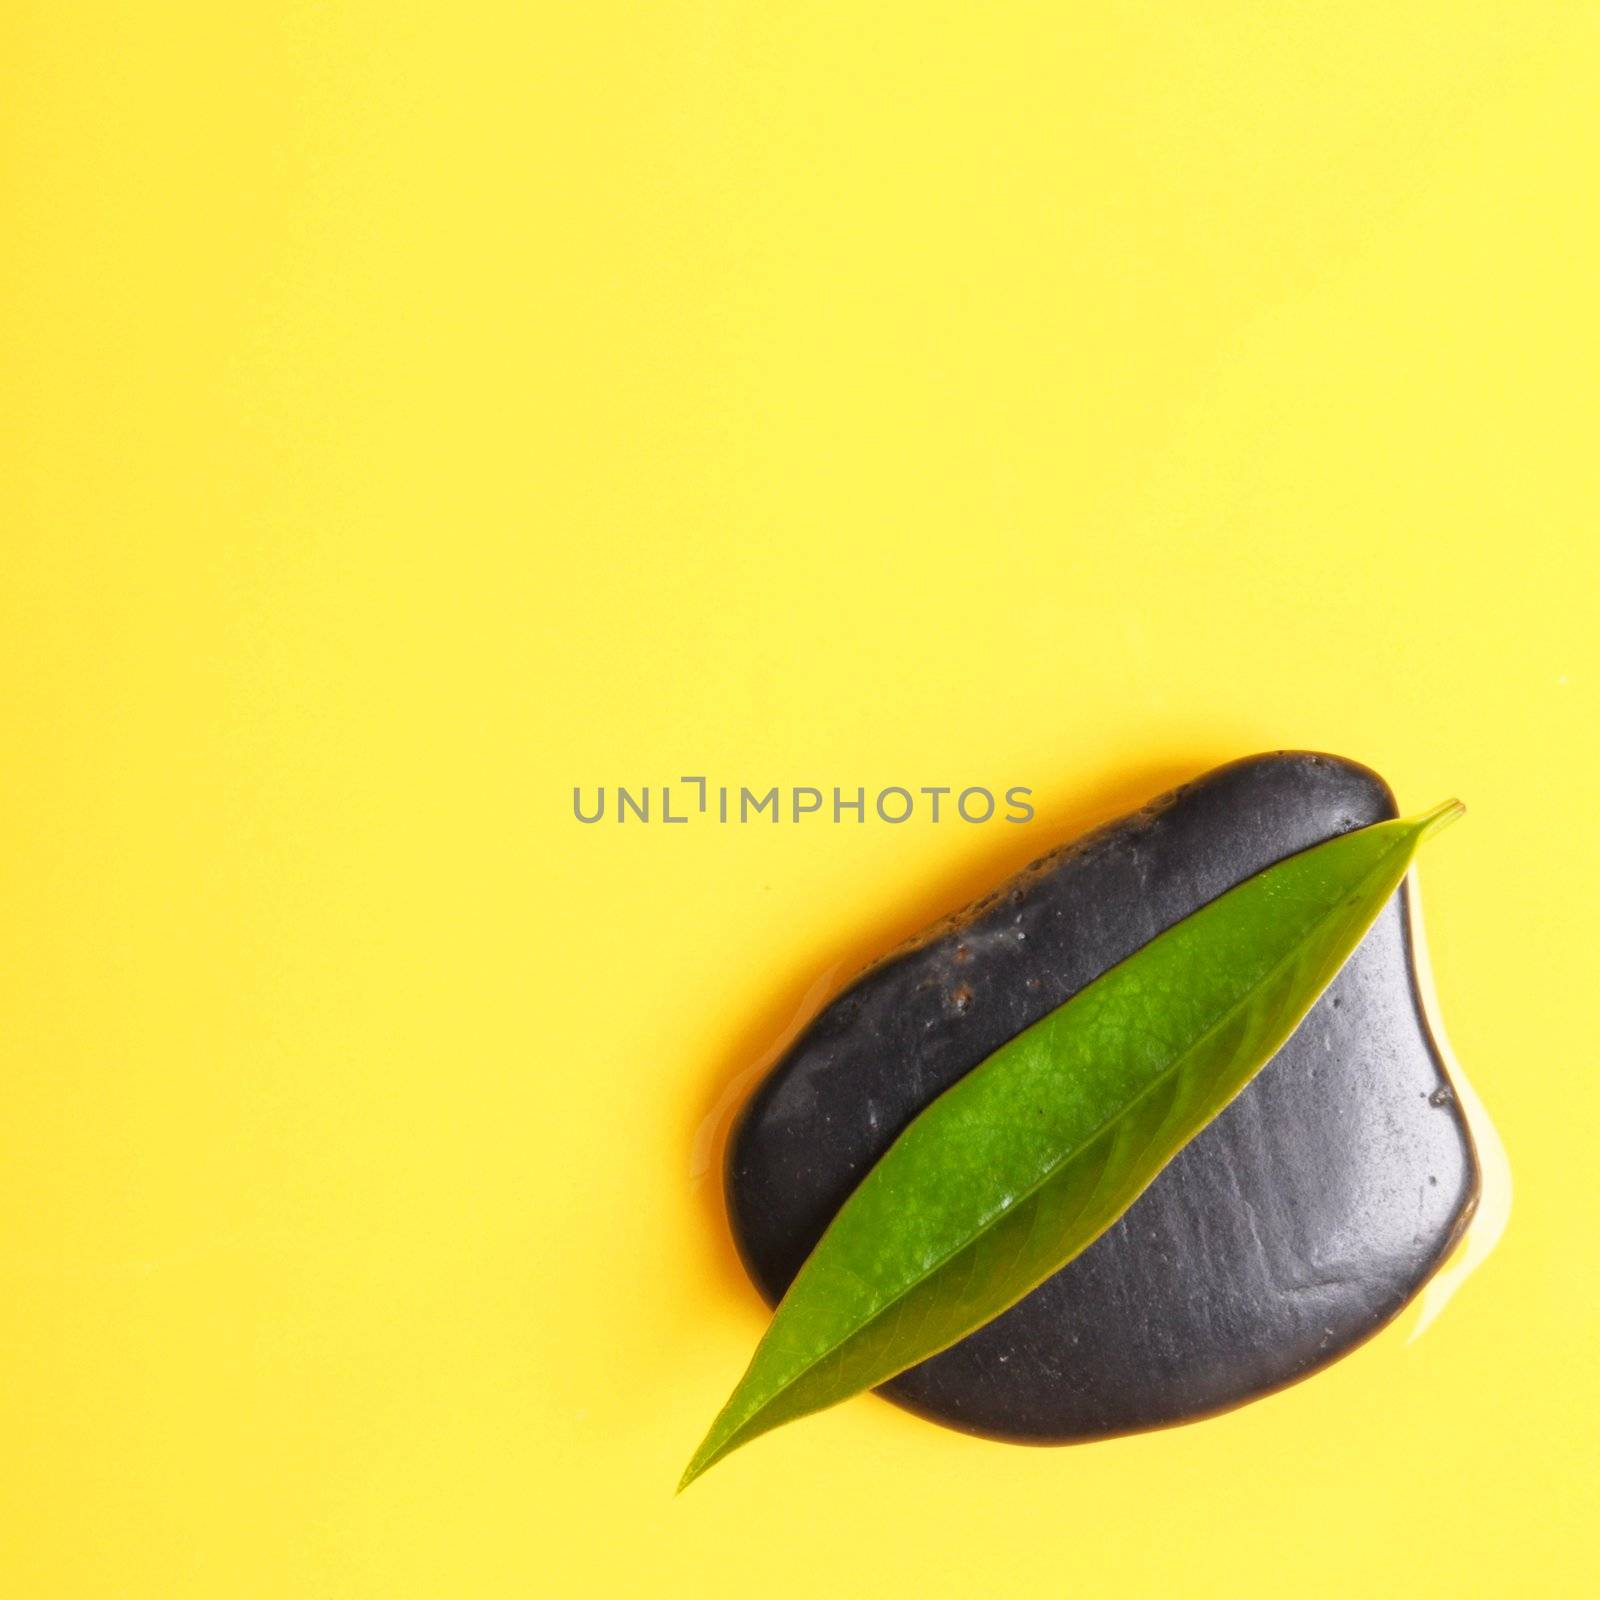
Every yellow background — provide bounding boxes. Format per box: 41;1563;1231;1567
4;4;1597;1595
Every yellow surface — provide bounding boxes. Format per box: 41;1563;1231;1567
3;4;1597;1596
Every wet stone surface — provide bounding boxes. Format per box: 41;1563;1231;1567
725;752;1479;1442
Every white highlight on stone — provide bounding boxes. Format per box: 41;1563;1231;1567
1404;868;1511;1345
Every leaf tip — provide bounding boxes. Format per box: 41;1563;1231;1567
678;1412;733;1494
676;1442;714;1495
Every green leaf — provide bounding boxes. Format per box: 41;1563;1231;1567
681;800;1465;1489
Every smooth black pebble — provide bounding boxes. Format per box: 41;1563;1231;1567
725;752;1479;1443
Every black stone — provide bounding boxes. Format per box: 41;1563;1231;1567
725;752;1479;1443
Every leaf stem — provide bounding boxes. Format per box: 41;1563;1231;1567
1412;798;1467;841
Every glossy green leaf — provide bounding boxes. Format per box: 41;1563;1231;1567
681;800;1464;1488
